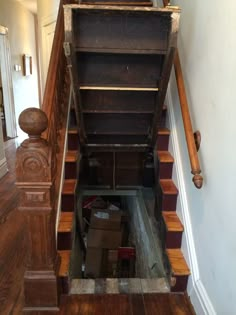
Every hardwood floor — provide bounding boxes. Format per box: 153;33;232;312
0;138;27;315
0;138;19;219
60;293;195;315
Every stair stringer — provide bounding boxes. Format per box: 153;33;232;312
165;85;216;315
55;85;73;237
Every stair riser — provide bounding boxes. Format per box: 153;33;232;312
68;134;79;150
65;163;77;179
57;233;72;251
159;163;173;179
61;195;75;212
162;194;177;211
157;134;169;151
171;275;189;292
166;232;182;249
59;276;70;295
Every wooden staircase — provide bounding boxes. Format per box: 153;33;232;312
58;118;81;293
13;1;200;313
60;2;191;294
157;129;190;292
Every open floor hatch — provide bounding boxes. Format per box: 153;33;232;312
68;188;170;294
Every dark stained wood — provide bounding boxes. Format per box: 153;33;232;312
80;0;152;6
0;140;25;315
143;293;172;314
130;294;146;315
61;180;77;211
0;209;27;315
59;293;195;315
84;113;152;136
157;128;170;151
81;90;156;113
78;52;163;87
14;0;72;312
68;129;80;150
150;47;176;146
16;109;60;313
159;179;178;211
73;9;173;52
158;150;174;179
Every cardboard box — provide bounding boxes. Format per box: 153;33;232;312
90;209;121;231
85;247;103;278
87;228;122;249
106;249;118;278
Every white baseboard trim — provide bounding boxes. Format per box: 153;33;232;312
166;86;216;315
191;280;217;315
0;157;8;178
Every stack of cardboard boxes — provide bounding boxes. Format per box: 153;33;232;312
85;209;123;278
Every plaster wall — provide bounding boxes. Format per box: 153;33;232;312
0;0;40;136
168;1;236;313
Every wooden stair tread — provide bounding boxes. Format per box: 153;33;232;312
158;151;174;163
80;86;159;91
58;250;71;277
158;128;170;136
162;211;183;232
160;179;178;195
166;249;190;276
65;151;78;163
62;180;76;195
68;128;78;135
58;212;73;233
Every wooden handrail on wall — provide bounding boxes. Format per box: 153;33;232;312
163;0;203;189
15;1;71;312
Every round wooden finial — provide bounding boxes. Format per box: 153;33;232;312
19;108;48;138
193;174;203;189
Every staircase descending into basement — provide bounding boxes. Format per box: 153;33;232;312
14;1;195;313
58;2;191;294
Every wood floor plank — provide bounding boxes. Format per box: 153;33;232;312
169;293;196;315
130;294;146;315
59;293;195;315
104;295;131;315
143;293;172;315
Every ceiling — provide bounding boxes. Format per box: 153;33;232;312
16;0;37;14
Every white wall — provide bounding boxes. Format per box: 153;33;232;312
37;0;60;94
168;1;236;314
0;0;40;136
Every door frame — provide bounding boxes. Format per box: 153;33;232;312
0;25;17;138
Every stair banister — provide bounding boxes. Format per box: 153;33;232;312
162;0;203;189
16;1;72;312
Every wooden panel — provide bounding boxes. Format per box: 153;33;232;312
115;151;144;185
87;134;148;145
84;113;152;135
87;152;114;186
73;10;171;52
81;90;157;113
78;52;163;87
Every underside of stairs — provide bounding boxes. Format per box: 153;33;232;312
56;0;190;300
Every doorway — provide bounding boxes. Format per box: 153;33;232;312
0;25;17;140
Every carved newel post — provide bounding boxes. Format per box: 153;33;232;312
16;108;60;313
